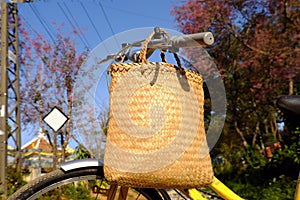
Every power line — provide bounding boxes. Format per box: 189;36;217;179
57;2;90;48
80;2;104;43
18;16;49;94
29;4;55;43
32;4;56;38
100;3;173;22
19;14;42;38
62;2;91;48
98;1;119;46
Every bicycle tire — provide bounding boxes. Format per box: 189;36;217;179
8;166;170;200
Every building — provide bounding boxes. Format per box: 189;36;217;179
9;130;74;180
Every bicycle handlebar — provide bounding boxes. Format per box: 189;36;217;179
170;32;214;47
146;31;214;49
99;28;215;64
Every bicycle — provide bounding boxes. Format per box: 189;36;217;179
8;27;300;200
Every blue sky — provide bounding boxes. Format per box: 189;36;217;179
17;0;182;148
16;1;226;156
19;0;179;51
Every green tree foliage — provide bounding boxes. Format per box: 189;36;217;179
5;167;26;197
74;145;92;159
36;184;94;200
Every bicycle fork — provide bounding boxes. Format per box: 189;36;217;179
106;184;129;200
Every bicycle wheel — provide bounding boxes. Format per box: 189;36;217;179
8;166;170;200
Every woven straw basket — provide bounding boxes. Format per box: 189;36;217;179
104;29;214;188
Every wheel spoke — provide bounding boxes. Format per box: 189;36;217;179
8;167;168;200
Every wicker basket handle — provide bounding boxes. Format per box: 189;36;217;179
138;28;170;64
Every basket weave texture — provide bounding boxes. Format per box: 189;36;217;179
104;28;213;188
104;60;214;188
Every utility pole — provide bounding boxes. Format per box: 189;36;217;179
0;1;8;198
0;1;27;197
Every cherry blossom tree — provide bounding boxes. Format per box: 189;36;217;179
172;0;299;148
19;22;89;167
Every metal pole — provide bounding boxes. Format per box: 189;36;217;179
0;2;8;198
7;2;22;174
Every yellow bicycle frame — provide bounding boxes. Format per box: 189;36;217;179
294;172;300;200
185;176;245;200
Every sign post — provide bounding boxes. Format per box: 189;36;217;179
43;106;69;169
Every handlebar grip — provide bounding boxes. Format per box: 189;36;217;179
170;32;214;47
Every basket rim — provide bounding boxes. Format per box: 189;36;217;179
108;61;202;77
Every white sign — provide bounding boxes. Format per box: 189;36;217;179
43;107;68;132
